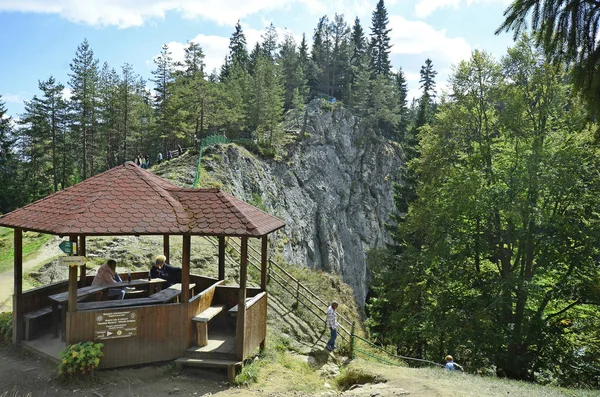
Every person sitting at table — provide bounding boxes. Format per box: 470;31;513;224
92;259;125;300
150;255;182;287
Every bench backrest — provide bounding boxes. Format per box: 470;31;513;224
190;280;224;314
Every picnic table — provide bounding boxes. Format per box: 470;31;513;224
149;283;196;304
49;278;167;339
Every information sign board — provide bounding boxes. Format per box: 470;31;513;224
94;311;138;340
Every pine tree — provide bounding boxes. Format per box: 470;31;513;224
119;63;140;164
37;76;68;191
394;68;409;141
310;16;331;96
68;38;99;180
369;0;393;76
248;53;284;147
279;33;308;110
151;44;176;153
98;62;121;170
261;23;278;61
0;96;20;213
330;14;351;101
416;58;437;127
227;21;249;73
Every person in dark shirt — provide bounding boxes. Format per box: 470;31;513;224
150;254;182;287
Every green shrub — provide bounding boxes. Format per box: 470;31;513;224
58;341;104;377
335;367;380;391
0;312;11;344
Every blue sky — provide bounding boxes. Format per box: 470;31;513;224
0;0;516;118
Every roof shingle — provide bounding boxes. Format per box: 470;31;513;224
0;162;285;237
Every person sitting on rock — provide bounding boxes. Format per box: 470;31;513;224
150;255;182;287
92;259;125;300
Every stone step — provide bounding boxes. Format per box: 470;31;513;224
174;357;242;382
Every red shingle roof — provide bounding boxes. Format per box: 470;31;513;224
0;162;285;237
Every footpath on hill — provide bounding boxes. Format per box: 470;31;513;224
0;236;62;313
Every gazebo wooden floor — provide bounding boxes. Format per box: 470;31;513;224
22;331;65;364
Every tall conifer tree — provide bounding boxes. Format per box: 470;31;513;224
369;0;393;76
68;38;99;180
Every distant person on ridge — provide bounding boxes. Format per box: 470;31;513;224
326;301;339;351
92;259;125;300
150;255;182;287
158;152;163;164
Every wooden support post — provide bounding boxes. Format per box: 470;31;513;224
79;235;86;287
196;323;208;347
218;236;225;280
12;228;23;344
236;237;248;360
68;265;78;313
163;235;170;264
181;235;191;303
260;236;268;291
350;322;356;359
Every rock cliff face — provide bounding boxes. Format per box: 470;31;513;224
195;101;404;304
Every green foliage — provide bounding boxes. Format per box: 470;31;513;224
497;1;600;118
0;312;12;344
58;341;104;377
369;38;600;387
335;367;379;391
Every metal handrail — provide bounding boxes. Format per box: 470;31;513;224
234;238;354;329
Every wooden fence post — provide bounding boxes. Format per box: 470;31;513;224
350;322;356;359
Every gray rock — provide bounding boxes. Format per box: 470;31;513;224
198;100;403;305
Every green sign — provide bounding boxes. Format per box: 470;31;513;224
58;241;76;255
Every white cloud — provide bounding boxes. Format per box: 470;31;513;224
414;0;509;18
0;0;377;28
3;94;23;104
0;0;343;28
154;25;302;76
164;34;229;75
61;88;72;101
388;15;472;65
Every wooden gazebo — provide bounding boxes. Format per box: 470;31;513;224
0;162;285;372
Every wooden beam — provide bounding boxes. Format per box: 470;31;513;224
79;235;87;287
68;265;78;313
261;236;268;291
163;235;170;264
236;236;248;360
218;236;226;280
12;228;23;344
181;235;191;303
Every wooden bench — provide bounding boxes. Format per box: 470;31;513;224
192;305;227;347
149;283;195;304
228;294;264;318
23;306;57;341
78;297;159;311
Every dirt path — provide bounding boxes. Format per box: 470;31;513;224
0;236;62;312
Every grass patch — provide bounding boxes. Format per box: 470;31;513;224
335;367;381;391
0;228;52;274
233;335;324;394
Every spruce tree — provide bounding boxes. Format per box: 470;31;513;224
416;58;437;127
261;23;278;61
369;0;393;76
279;33;308;110
228;21;249;71
37;76;68;191
0;96;20;213
330;14;351;101
68;38;99;180
151;44;176;153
